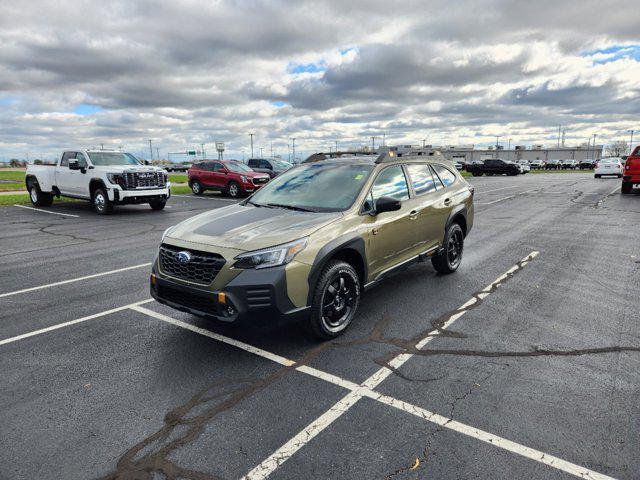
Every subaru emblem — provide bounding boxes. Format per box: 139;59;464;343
176;251;192;264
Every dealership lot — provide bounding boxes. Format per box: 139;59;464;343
1;173;639;480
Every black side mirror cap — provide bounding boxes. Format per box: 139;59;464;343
373;196;402;215
68;160;80;170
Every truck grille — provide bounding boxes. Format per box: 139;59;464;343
252;177;269;186
159;244;225;285
122;172;167;189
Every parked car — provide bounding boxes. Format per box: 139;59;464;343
454;160;464;171
561;159;577;170
247;158;293;178
594;157;623;178
545;159;562;170
25;150;170;214
579;159;595;170
165;163;190;172
517;160;530;173
622;146;640;194
152;151;474;339
188;160;270;198
467;158;520;176
529;159;545;169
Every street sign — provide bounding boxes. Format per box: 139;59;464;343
187;150;196;156
215;142;225;152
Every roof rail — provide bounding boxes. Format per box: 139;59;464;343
374;147;397;164
302;151;377;163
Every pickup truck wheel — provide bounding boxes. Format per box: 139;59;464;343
191;180;203;195
227;181;240;198
621;182;632;194
149;200;166;210
308;260;361;339
29;184;53;207
92;188;113;215
432;223;464;274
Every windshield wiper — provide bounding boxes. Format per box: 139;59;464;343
263;203;316;212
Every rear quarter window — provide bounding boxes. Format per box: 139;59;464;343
406;164;436;195
431;164;457;188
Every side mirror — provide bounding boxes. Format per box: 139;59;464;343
373;196;402;215
68;159;80;170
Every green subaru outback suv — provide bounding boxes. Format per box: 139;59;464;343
151;151;474;338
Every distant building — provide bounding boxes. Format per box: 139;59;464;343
387;144;604;162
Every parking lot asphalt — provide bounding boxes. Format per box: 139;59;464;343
1;173;639;480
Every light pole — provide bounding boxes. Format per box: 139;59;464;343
382;132;386;146
592;134;597;161
335;140;338;153
291;138;296;163
201;143;205;160
629;130;635;154
249;133;255;158
494;135;501;158
371;136;376;152
148;139;153;160
270;141;273;158
422;139;427;149
260;147;264;157
507;138;512;161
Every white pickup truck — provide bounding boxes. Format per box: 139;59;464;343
25;150;170;214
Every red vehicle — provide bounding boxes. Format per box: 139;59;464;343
622;146;640;194
188;160;270;198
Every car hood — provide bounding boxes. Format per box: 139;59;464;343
92;165;167;174
165;203;342;252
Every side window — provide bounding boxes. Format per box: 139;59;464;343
406;164;436;196
432;164;457;188
429;165;444;190
248;159;257;167
75;153;87;168
371;165;410;202
260;160;271;169
212;162;224;171
60;152;75;167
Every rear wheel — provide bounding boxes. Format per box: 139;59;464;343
227;181;241;198
594;174;601;178
432;223;464;274
308;260;360;339
472;171;482;177
621;182;632;194
92;188;113;215
191;180;203;195
29;183;53;207
149;200;166;210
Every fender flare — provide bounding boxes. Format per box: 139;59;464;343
89;178;108;198
306;233;367;305
444;204;468;243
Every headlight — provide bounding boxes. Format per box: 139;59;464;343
241;175;248;183
233;237;308;270
107;173;123;185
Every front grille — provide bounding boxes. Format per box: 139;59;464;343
159;244;225;285
252;177;269;186
158;285;217;313
122;172;167;189
246;287;273;308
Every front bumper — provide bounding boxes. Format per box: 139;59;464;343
150;264;310;324
108;185;171;203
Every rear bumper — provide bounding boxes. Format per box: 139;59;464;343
150;264;309;324
594;169;622;176
622;174;640;182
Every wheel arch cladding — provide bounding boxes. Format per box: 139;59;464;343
446;204;467;239
89;178;107;197
307;235;367;305
25;175;37;189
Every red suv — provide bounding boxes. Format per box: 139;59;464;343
188;160;270;198
622;146;640;194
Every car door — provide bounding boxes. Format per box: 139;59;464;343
55;151;82;196
405;163;446;252
211;162;227;189
198;162;217;187
363;164;415;279
73;152;90;197
430;163;460;239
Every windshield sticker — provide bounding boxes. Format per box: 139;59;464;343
355;174;364;180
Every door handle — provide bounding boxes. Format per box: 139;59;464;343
409;209;419;219
443;198;452;206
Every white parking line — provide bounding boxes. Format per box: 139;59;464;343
13;204;80;217
128;271;616;480
0;263;152;298
0;299;153;346
243;251;540;479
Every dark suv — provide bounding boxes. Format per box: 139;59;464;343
188;160;270;198
247;158;293;178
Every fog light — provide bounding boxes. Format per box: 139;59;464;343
150;274;157;285
218;292;226;304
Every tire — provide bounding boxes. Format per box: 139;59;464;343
191;180;203;195
621;182;632;194
149;200;166;210
594;174;601;178
92;188;113;215
28;183;53;207
227;181;241;198
308;260;361;339
432;223;464;274
472;172;482;177
617;174;622;178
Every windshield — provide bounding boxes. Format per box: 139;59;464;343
248;162;374;212
226;162;253;173
88;152;141;166
599;158;618;163
272;159;292;169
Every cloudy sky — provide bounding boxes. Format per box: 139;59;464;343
1;0;639;161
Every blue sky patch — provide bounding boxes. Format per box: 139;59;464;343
0;96;17;106
271;101;286;107
74;104;103;115
287;61;327;74
340;46;358;56
584;44;640;64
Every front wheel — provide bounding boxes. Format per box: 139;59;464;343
227;181;241;198
308;260;361;339
92;188;113;215
29;184;53;207
149;200;166;210
191;180;203;195
432;223;464;274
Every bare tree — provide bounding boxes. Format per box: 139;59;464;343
606;140;628;157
